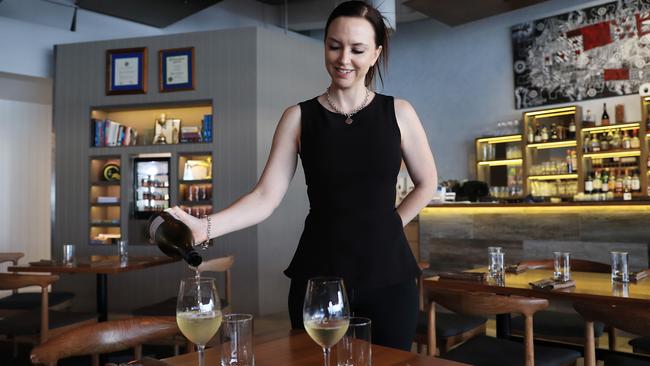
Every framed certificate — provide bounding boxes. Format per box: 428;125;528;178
106;47;147;95
159;47;195;92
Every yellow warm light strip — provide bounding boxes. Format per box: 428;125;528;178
421;205;650;215
476;135;522;144
583;150;641;159
526;140;577;149
477;159;522;166
644;97;650;101
527;174;578;180
525;107;576;118
581;122;640;133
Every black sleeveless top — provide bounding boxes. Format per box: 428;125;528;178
283;93;421;289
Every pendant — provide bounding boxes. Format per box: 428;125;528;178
345;117;353;125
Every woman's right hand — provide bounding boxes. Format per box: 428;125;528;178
166;206;209;245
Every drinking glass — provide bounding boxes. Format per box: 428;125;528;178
221;314;254;366
303;277;350;366
176;277;222;366
488;247;503;279
337;317;371;366
611;251;629;283
553;252;571;281
62;243;75;267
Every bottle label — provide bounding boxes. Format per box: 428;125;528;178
149;216;165;243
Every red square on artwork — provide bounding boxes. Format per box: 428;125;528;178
636;12;650;37
579;22;613;51
604;68;630;81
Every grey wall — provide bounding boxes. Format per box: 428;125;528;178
255;29;329;315
383;0;642;182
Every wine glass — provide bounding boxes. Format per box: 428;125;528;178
176;277;222;366
303;277;350;366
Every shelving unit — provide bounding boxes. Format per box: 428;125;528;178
178;153;213;219
475;135;523;198
89;156;121;245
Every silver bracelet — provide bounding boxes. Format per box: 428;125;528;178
197;216;211;250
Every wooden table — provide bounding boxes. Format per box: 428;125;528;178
8;255;178;322
163;332;468;366
424;268;650;337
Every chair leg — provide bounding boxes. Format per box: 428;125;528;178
92;354;99;366
174;344;180;356
135;344;143;360
607;326;617;351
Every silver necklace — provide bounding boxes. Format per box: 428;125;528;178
325;87;370;125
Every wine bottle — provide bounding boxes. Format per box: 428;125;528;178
148;211;203;267
601;103;610;126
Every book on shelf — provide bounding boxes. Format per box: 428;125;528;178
202;114;213;143
96;196;119;203
92;119;138;147
180;126;202;143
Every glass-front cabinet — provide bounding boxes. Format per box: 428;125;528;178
133;156;170;219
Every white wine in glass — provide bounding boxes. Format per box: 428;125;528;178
177;277;222;366
303;277;350;366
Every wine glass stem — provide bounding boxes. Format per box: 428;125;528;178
198;344;206;366
323;347;330;366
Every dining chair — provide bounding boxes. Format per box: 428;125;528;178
30;316;179;366
574;302;650;366
0;273;96;346
510;258;613;349
426;287;581;366
413;268;487;355
131;255;234;354
0;252;75;316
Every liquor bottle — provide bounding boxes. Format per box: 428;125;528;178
585;109;595;126
632;170;641;192
591;133;601;152
622;130;632;149
600;133;609;151
615;172;624;194
550;123;559;140
601;170;609;193
571;150;578;172
584;134;591;153
610;130;621;150
148;211;203;267
631;129;640;149
568;119;576;139
585;174;593;194
566;150;573;173
527;125;535;144
601;103;610;126
623;170;632;192
593;170;602;193
534;126;542;143
541;126;549;142
608;169;616;192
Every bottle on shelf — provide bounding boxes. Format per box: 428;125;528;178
550;123;559;140
601;170;609;193
585;109;595;126
566;150;573;173
607;168;616;192
591;133;601;152
568;119;576;139
148;211;203;267
600;133;609;151
615;172;624;194
585;173;593;194
534;125;542;143
623;170;632;192
527;123;535;144
571;150;578;172
584;134;591;153
622;130;632;149
610;130;621;150
593;170;603;193
631;129;640;149
541;126;549;142
601;103;610;126
632;170;641;192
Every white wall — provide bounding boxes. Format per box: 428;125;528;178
382;0;641;182
0;74;52;289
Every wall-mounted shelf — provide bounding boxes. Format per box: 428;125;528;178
581;122;640;133
477;159;523;166
526;140;577;149
528;174;578;180
583;150;641;159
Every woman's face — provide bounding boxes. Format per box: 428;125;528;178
325;16;382;89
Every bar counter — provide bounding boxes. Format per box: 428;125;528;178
419;201;650;273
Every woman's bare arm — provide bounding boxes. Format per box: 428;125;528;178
393;98;438;225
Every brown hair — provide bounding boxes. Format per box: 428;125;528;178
324;1;390;87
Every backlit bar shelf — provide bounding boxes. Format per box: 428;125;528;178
581;122;640;133
527;174;578;180
477;159;523;167
526;140;577;149
582;150;641;159
476;134;522;144
524;106;577;119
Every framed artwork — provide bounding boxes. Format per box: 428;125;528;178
159;47;195;92
511;0;650;109
105;47;147;95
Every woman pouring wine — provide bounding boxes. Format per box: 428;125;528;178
166;0;437;350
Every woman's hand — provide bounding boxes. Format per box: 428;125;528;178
166;206;209;245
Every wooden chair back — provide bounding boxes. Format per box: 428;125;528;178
574;302;650;366
426;287;548;366
520;258;611;273
0;252;24;266
197;255;234;308
30;316;179;366
0;273;59;343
